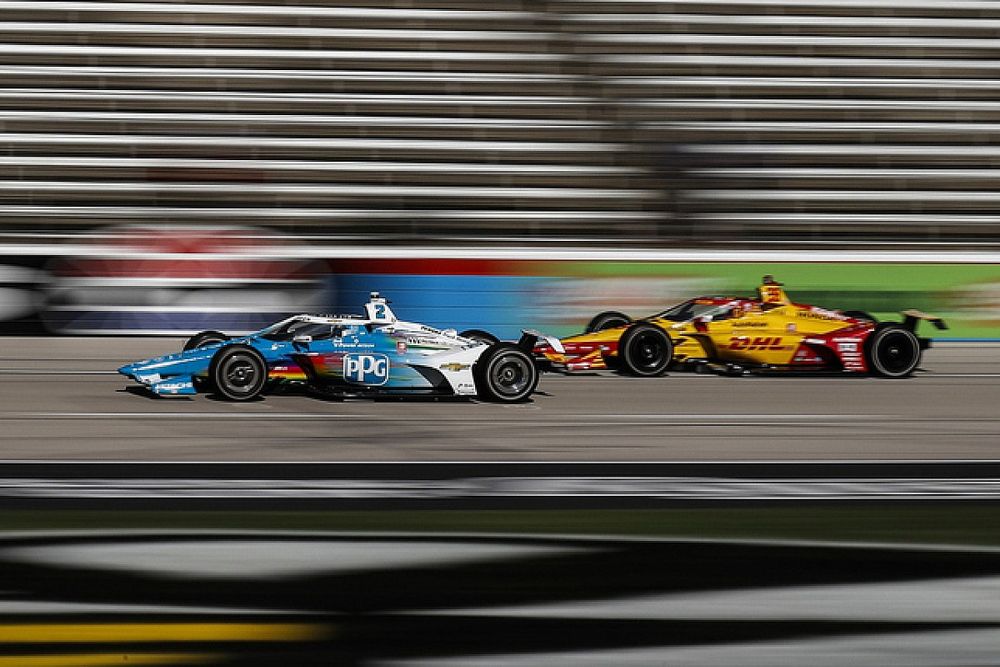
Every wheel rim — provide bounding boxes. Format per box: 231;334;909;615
629;331;668;371
220;354;260;395
875;330;918;376
490;353;532;397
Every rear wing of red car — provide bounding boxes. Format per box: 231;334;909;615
901;309;948;331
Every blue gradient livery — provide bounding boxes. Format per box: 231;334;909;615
119;293;555;403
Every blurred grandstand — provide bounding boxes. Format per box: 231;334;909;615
2;0;1000;245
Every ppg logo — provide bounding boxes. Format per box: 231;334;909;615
343;353;390;385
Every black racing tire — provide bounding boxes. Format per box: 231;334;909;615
208;344;268;400
474;343;539;403
843;310;878;323
183;330;230;351
459;329;499;345
585;311;632;333
618;322;674;377
865;323;921;378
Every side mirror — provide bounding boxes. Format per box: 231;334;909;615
693;316;712;333
293;334;313;344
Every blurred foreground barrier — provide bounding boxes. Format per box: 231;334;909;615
3;461;1000;508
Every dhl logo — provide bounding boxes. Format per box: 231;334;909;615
729;336;786;351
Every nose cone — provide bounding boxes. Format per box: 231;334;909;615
118;348;212;383
118;354;164;378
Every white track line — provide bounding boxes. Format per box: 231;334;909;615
4;412;896;421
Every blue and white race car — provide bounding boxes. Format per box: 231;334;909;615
119;293;559;403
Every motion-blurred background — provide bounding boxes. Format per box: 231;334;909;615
0;0;1000;338
2;0;1000;338
8;0;1000;242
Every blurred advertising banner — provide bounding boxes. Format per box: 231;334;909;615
40;225;327;334
0;229;997;339
328;258;1000;341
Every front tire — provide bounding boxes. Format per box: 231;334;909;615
474;343;539;403
586;311;632;333
183;330;229;351
459;329;499;345
865;324;921;378
209;345;267;400
618;322;674;377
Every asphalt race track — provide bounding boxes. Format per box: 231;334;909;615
3;337;1000;667
1;337;999;462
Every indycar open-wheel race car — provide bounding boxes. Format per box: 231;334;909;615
535;276;947;378
120;293;557;402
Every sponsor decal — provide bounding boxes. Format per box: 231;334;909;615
343;353;390;385
406;336;442;345
157;380;192;392
397;341;408;354
733;321;768;328
439;362;471;372
728;336;789;351
786;323;797;333
797;308;841;321
838;342;859;352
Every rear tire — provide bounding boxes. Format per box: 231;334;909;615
585;311;632;333
865;324;921;378
459;329;499;345
474;343;539;403
183;330;229;351
618;322;673;377
209;345;267;400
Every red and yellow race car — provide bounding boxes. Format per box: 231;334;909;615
534;276;947;378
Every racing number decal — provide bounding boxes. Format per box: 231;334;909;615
761;286;783;303
729;336;785;351
372;304;387;320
